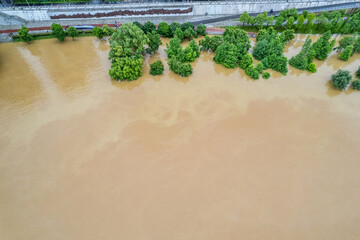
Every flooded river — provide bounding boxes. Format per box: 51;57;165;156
1;36;360;240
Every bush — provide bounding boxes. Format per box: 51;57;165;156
18;26;33;44
66;26;78;40
168;57;193;77
262;72;271;79
338;45;353;61
331;69;352;90
143;21;156;34
51;23;66;41
196;24;206;36
146;30;162;54
307;62;317;73
150;60;164;76
157;22;170;37
169;22;181;37
199;35;223;52
245;65;260;80
351;79;360;90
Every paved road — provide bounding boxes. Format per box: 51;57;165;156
191;1;360;26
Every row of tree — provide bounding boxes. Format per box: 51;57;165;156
239;8;360;34
18;24;80;43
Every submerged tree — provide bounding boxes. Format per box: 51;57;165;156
146;30;162;54
157;22;170;37
312;31;335;60
150;60;164;76
289;37;316;72
331;69;352;90
51;23;66;42
18;26;33;44
196;24;207;36
199;35;223;52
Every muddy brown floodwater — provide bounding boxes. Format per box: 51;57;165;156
1;35;360;240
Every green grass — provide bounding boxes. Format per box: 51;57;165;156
13;30;94;42
13;0;91;5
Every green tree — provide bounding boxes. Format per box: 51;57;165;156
245;65;260;80
356;66;360;78
312;31;335;60
93;26;105;39
157;22;170;37
302;10;308;19
307;62;317;73
18;26;33;44
196;24;206;36
108;23;149;81
275;16;285;28
267;15;275;26
331;69;352;90
165;37;184;60
316;15;327;30
255;12;267;29
183;27;197;40
146;31;162;54
66;26;78;40
103;25;115;36
239;53;253;69
143;21;156;34
338;45;353;61
168;57;193;77
199;35;223;52
214;41;239;68
306;13;316;31
286;16;295;29
255;62;264;73
289;8;298;20
149;60;164;76
262;72;271;79
183;40;200;63
181;22;195;32
169;22;181;37
280;29;295;43
51;23;66;42
133;22;143;31
351;79;360;90
248;16;256;26
174;28;184;41
289;37;314;70
239;11;249;26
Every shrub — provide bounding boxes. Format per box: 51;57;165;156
143;21;156;34
51;23;66;41
168;57;193;77
331;69;352;90
199;35;223;52
351;79;360;90
169;22;181;37
150;60;164;76
262;72;271;79
66;26;78;40
245;65;260;80
18;26;33;44
146;30;162;54
157;22;170;37
196;24;206;36
338;45;353;61
307;62;317;73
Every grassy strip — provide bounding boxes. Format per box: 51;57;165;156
12;30;94;42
